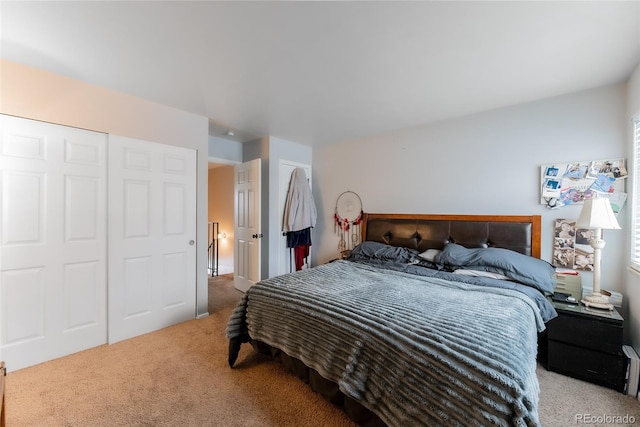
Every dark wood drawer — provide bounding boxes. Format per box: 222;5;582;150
547;313;622;354
548;341;626;392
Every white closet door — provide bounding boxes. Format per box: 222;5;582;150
0;115;107;371
108;135;196;344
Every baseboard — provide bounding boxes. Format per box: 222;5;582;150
196;312;210;320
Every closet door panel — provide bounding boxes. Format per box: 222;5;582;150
108;135;196;344
0;115;107;370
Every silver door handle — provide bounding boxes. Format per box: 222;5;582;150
189;240;195;245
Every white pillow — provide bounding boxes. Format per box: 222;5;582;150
418;249;441;263
452;269;512;281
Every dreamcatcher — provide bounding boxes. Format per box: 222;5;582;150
334;191;363;255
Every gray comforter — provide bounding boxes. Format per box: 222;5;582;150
226;260;543;427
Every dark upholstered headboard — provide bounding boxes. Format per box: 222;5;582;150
362;213;541;258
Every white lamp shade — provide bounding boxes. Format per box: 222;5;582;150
575;197;621;230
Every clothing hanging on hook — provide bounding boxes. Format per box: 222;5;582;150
282;167;317;271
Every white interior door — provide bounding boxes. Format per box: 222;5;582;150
108;135;196;344
234;159;261;292
0;115;107;371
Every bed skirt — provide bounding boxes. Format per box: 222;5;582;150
251;340;386;427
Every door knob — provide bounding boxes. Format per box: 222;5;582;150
189;240;195;245
252;233;263;239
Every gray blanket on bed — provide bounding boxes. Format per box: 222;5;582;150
226;260;543;427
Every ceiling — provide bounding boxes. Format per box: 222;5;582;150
2;1;639;146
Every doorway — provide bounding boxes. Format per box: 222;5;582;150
207;161;236;277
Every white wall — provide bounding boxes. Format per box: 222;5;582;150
0;59;211;317
625;63;640;350
313;83;628;294
209;136;243;163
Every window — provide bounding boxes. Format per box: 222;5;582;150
631;117;640;272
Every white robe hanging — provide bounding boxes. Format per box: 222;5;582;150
282;167;317;232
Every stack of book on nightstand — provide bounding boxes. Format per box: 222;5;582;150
623;345;640;397
554;270;582;301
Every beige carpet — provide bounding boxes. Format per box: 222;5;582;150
5;274;640;426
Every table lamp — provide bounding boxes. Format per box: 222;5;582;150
575;197;621;310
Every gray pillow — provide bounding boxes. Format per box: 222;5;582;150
348;241;420;264
435;243;556;294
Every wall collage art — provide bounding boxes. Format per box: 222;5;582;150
541;158;626;270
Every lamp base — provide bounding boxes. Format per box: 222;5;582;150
581;292;614;310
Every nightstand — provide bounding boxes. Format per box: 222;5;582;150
541;300;626;392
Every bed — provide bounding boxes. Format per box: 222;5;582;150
226;213;556;427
